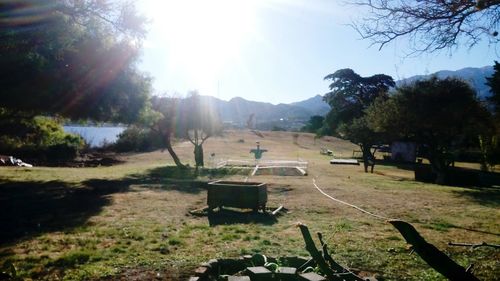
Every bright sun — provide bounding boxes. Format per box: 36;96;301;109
141;0;261;93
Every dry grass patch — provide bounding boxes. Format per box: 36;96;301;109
1;130;498;280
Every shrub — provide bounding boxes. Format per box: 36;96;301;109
46;143;79;161
113;125;161;152
0;116;85;161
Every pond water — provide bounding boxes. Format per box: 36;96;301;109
63;126;125;147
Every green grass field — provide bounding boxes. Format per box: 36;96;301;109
1;130;499;280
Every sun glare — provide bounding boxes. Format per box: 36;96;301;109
142;0;260;93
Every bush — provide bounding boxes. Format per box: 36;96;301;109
113;126;161;152
0;116;85;161
46;143;79;161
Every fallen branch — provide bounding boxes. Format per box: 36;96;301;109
297;223;365;281
317;232;345;273
448;242;500;249
389;220;480;281
297;223;337;280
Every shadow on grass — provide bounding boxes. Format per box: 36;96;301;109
374;159;416;171
376;161;500;189
126;165;248;194
208;209;277;227
423;219;500;236
452;186;500;209
451;224;500;237
0;165;237;245
142;165;248;180
0;179;123;245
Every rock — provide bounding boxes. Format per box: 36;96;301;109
208;259;219;270
246;266;272;280
194;266;209;277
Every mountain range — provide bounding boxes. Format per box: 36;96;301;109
200;95;330;130
396;65;494;98
203;65;495;130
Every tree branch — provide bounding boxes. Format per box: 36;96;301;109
389;220;480;281
186;130;196;145
200;133;211;145
448;241;500;249
350;0;500;54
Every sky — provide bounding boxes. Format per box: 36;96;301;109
136;0;498;104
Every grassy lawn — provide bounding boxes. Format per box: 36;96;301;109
1;130;499;280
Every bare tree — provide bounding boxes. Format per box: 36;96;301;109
351;0;500;54
186;128;210;168
181;93;221;169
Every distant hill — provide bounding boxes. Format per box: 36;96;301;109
290;94;330;116
199;96;324;130
200;65;494;130
397;65;494;99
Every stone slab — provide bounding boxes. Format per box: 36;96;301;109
298;272;327;281
246;266;271;274
279;267;297;275
246;266;272;280
228;276;251;281
330;158;360;165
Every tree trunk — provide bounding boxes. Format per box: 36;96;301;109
429;152;448;185
434;170;447;185
164;137;185;168
194;144;204;168
361;144;375;173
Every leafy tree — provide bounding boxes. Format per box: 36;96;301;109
482;61;500;171
486;61;500;116
323;68;395;172
366;77;492;184
301;115;325;133
0;0;150;122
479;135;500;171
352;0;500;54
146;96;186;168
323;69;395;131
338;117;383;172
126;94;220;169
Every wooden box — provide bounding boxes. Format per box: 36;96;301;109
207;180;267;212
